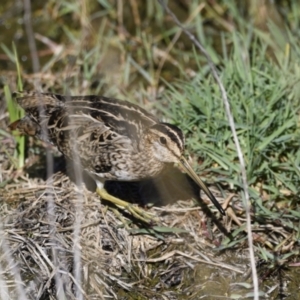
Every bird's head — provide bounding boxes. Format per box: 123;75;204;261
145;122;225;216
146;123;185;163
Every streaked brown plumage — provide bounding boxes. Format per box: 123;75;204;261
10;91;225;222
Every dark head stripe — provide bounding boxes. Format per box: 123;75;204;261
151;123;184;152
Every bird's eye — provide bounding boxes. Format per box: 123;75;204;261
159;136;167;145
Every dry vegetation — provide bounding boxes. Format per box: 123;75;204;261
0;0;300;299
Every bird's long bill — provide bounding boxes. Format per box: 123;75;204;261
179;156;225;215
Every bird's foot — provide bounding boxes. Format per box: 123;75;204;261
96;187;159;224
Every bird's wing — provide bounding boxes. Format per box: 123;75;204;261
14;91;158;142
13;91;159;157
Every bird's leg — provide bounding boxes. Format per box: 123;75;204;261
96;186;159;224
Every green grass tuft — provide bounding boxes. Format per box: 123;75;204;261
4;43;25;169
162;31;300;203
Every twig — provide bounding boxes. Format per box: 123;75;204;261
139;250;244;274
157;1;259;299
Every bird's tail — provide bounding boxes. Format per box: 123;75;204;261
8;91;64;143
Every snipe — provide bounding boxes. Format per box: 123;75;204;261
10;91;225;222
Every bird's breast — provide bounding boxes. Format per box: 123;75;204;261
92;149;165;181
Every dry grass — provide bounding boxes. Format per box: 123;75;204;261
1;0;300;299
1;169;245;299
